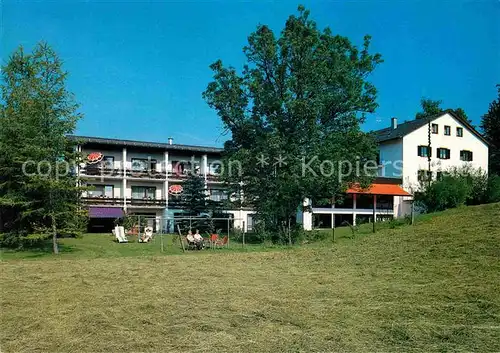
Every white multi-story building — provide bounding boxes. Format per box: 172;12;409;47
71;136;254;233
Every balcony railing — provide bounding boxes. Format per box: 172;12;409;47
80;167;123;177
82;197;123;205
126;169;167;179
128;198;165;206
80;166;223;182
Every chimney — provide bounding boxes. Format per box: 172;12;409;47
167;137;173;145
391;117;398;129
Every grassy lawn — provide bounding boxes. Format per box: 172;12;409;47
1;203;499;352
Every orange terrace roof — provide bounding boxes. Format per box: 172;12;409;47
346;183;411;196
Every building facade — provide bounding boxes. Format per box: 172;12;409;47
72;136;254;233
375;111;489;217
74;111;488;233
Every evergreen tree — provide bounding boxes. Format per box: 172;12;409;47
481;85;500;175
0;43;85;252
181;173;208;216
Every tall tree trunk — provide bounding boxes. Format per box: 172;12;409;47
51;215;59;254
287;218;292;246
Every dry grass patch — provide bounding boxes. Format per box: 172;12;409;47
1;203;500;352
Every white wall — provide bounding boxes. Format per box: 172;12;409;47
223;210;255;232
402;113;489;191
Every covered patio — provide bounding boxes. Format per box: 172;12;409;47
309;181;411;230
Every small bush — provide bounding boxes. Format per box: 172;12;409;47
415;166;495;213
486;174;500;203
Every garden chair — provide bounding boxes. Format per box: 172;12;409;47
208;233;219;248
214;235;228;248
114;226;128;243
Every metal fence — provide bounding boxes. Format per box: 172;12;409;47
128;215;244;252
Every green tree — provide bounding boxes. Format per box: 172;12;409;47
480;85;500;175
0;43;85;252
415;98;470;122
415;98;443;119
203;6;381;243
182;173;208;216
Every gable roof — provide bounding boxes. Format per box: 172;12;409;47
68;135;223;154
372;110;489;145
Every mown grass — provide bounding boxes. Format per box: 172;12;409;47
1;203;499;352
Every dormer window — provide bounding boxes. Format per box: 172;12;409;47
431;124;439;134
460;150;473;161
437;148;450;160
457;127;463;137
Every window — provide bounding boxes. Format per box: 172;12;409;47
88;185;113;198
131;158;157;172
432;124;439;134
210;189;228;202
444;126;451;136
418;170;432;182
131;186;156;199
417;145;432;157
460;150;473;161
437;148;451;159
457;127;463;137
171;161;186;174
101;156;114;169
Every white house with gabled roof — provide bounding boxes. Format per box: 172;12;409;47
374;110;489;216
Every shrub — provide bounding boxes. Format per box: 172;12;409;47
416;175;471;212
486;174;500;203
415;167;496;213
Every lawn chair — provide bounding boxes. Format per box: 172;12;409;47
114;226;128;243
207;234;219;249
138;226;153;243
214;235;228;248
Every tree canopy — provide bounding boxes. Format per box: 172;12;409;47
481;85;500;175
415;98;470;122
0;43;85;251
203;6;381;241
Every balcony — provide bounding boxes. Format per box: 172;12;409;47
83;197;166;207
129;198;166;207
80;166;223;182
126;169;167;180
82;197;123;206
80;167;123;177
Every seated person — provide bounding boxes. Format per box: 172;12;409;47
193;229;204;249
186;230;195;245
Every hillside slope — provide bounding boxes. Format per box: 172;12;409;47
1;203;499;352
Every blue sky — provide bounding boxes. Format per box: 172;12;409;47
2;1;499;147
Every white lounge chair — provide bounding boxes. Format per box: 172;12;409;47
114;226;128;243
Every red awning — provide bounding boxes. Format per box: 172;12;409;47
346;183;411;196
